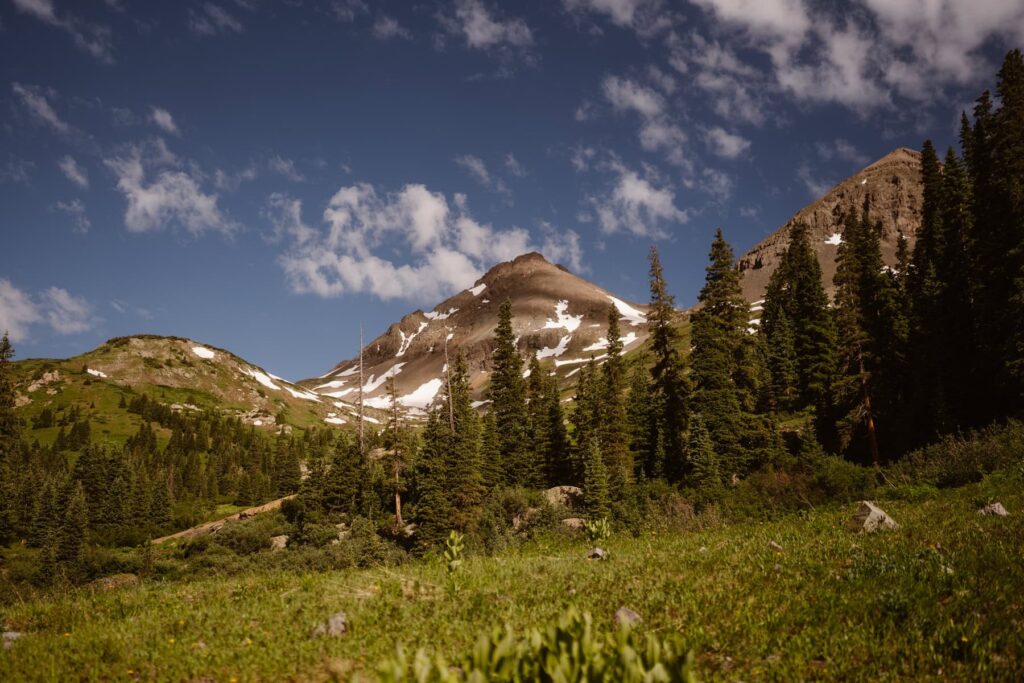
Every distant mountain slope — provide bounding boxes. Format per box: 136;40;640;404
738;147;924;301
303;252;653;412
11;335;370;438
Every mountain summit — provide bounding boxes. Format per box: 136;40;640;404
738;147;924;300
304;252;650;413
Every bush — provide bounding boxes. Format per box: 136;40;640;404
890;420;1024;488
377;606;696;682
211;513;291;556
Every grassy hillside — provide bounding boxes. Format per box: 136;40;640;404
2;471;1020;681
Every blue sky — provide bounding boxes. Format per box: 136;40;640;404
2;0;1022;380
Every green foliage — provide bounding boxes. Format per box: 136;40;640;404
582;437;610;519
488;300;538;487
443;530;464;595
583;517;611;544
378;607;696;683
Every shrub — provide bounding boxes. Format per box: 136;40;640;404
211;513;291;556
890;420;1024;488
377;606;696;682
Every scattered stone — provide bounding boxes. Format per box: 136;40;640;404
587;547;608;561
88;573;139;592
773;563;783;572
699;546;707;554
269;535;289;551
335;523;351;542
769;540;784;552
561;517;586;530
978;502;1009;517
3;632;22;650
615;607;641;627
847;501;899;533
401;523;417;538
545;486;583;509
313;612;348;637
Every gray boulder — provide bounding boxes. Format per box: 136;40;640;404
587;547;608;560
313;611;348;637
3;632;22;650
269;535;288;551
978;502;1009;517
768;540;783;552
848;501;899;533
545;486;583;509
561;517;586;530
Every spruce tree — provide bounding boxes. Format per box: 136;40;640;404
0;333;21;465
646;247;689;481
625;357;656;478
582;437;610;520
446;353;484;531
598;305;632;492
487;300;537;487
322;436;362;515
57;481;89;579
687;413;722;504
569;361;601;486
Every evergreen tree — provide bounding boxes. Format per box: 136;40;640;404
581;437;609;519
414;410;454;552
0;333;21;465
687;414;722;504
646;247;689;481
57;481;89;578
625;357;656;478
569;361;601;486
599;305;632;493
487;300;537;486
480;410;503;489
322;436;362;514
526;357;570;486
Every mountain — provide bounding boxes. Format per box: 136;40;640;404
737;147;924;301
10;335;361;442
302;252;652;413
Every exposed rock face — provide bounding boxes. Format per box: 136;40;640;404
978;502;1009;517
738;148;924;301
847;501;899;533
269;535;289;551
545;485;584;509
305;252;651;409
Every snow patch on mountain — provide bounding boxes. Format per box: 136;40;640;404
543;300;583;333
425;307;458;321
608;296;646;326
284;386;321;402
399;378;443;409
537;334;571;359
86;368;107;378
362;362;405;393
191;346;216;360
469;283;486;296
244;368;280;390
825;233;843;245
397;321;428;357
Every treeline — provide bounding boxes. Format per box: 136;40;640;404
0;352;313;581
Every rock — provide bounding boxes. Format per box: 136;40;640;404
561;517;586;530
88;573;139;592
847;501;899;533
978;502;1009;517
313;611;348;637
3;632;22;650
769;540;784;552
335;523;351;541
614;607;641;627
699;546;707;554
401;523;417;538
587;547;608;560
269;535;289;551
545;486;584;509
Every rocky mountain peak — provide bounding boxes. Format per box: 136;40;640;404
738;147;923;301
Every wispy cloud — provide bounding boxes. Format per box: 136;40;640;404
12;0;114;63
12;82;70;134
150;107;180;135
57;155;89;188
0;278;97;341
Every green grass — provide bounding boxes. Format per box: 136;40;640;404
2;474;1022;681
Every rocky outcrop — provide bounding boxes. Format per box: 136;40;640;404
847;501;899;533
738;148;924;301
978;502;1009;517
545;485;583;509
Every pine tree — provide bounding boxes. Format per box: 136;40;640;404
480;410;503;489
322;436;362;515
646;247;689;482
0;333;21;466
582;437;609;519
447;353;484;530
569;361;601;486
599;305;632;493
487;300;537;487
526;357;570;487
687;413;722;504
414;410;453;552
57;481;89;579
625;357;656;478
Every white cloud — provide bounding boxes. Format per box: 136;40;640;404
11;82;70;134
647;65;677;93
446;0;533;50
0;279;96;342
454;154;511;197
0;279;42;342
0;156;35;185
602;75;687;165
189;3;244;36
11;0;114;63
55;198;91;233
276;183;571;302
57;155;89;188
687;0;1024;112
588;164;689;237
42;287;93;334
504;153;526;177
150;107;180;135
816;138;869;165
705;126;750;158
540;223;585;272
563;0;671;36
104;140;236;236
268;155;305;182
329;0;367;22
372;15;411;40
